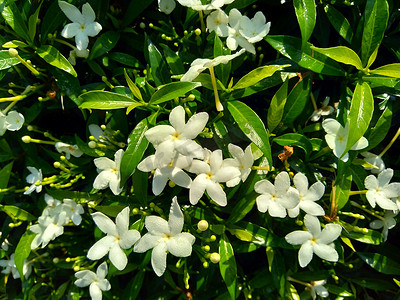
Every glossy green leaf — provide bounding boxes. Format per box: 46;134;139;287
232;64;290;90
36;45;77;77
125;270;145;300
370;63;400;78
267;78;289;132
79;91;139;110
273;133;313;156
228;195;256;224
311;46;363;70
120;113;157;186
0;205;36;221
161;44;185;75
219;233;237;300
293;0;316;46
351;277;396;291
51;67;81;106
0;161;13;202
227;101;272;167
364;103;392;150
358;252;400;275
109;52;143;68
0;50;20;70
149;82;201;105
2;40;29;48
344;82;374;156
14;231;35;281
28;2;42;42
40;1;65;43
335;162;352;210
266;35;346;76
361;0;389;66
0;140;13;163
147;38;171;86
344;229;383;245
326;284;353;297
124;69;144;102
89;31;120;60
366;46;379;69
323;4;353;44
282;73;312;126
1;2;31;43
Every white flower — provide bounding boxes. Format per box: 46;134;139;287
206;9;229;37
93;149;124;195
0;253;32;279
30;211;67;249
177;0;234;11
288;173;325;218
68;47;90;65
309;280;329;299
24;167;43;195
189;149;241;206
239;11;271;43
180;49;245;82
361;152;385;174
55;142;83;159
75;262;111;300
0;112;6;136
0;232;10;251
87;207;140;271
158;0;176;14
365;168;400;210
5;111;24;131
322;118;368;162
310;97;334;122
58;1;102;50
134;197;195;277
226;9;256;54
224;144;254;187
254;172;300;218
138;153;192;195
285;215;342;268
61;199;85;225
144;106;208;166
370;211;397;242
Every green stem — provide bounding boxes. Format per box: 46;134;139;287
199;11;206;33
208;66;223;111
349;190;367;196
379;127;400;157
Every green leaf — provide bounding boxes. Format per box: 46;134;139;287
227;195;256;224
351;277;396;291
267;78;289;132
147;37;171;86
109;52;143;68
358;252;400;275
40;1;65;43
0;50;21;70
335;162;352;210
232;65;290;90
361;0;389;66
120;113;157;186
124;69;143;102
79;91;139;110
125;271;145;300
344;82;373;156
214;34;231;86
282;73;312;126
160;44;185;75
14;231;35;281
227;101;272;167
266;35;346;76
51;67;81;106
149;82;201;105
0;161;13;202
89;31;120;60
370;63;400;78
293;0;316;47
219;233;237;300
1;2;31;43
28;2;42;42
364;103;392;150
122;0;153;27
0;205;36;221
310;46;363;70
36;45;77;77
273;133;313;156
343;229;383;245
323;4;353;44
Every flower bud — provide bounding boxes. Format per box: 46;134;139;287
8;48;18;57
210;235;216;242
194;28;201;36
88;141;97;148
53;162;61;168
73;266;80;272
139;22;145;29
168;181;176;188
202;245;210;252
53;257;60;264
203;261;209;268
197;220;209;231
22;136;31;143
210;252;220;264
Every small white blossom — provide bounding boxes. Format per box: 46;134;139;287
239;11;271;43
224;144;254;187
226;9;256;54
5;111;24;131
177;0;234;11
206;9;229;37
254;172;300;218
285;215;342;267
158;0;176;14
365;168;400;210
322;118;368;162
24;167;43;195
55;142;83;159
361;152;385;174
87;207;140;271
61;199;85;226
68;47;90;65
310;97;334;122
75;262;111;300
370;211;397;241
308;280;329;299
58;1;102;50
30;211;67;249
0;232;10;251
134;197;195;276
93;149;124;195
0;253;32;279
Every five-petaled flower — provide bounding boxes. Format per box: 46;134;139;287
93;149;124;195
74;262;111;300
24;166;43;195
370;211;397;242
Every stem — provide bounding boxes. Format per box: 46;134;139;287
3;101;18;114
16;55;40;76
379;127;400;157
310;92;318;111
350;201;385;221
208;66;223;111
287;276;310;287
252;166;270;171
349;190;367;195
199;11;206;33
54;38;76;50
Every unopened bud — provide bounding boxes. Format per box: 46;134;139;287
73;266;80;272
168;181;176;188
140;22;145;29
100;125;107;130
202;245;210;252
210;235;216;242
22;136;31;143
210;252;220;264
53;162;61;168
203;261;209;268
194;28;201;36
88;141;97;148
197;220;209;231
53;257;60;264
9;48;18;57
27;125;34;131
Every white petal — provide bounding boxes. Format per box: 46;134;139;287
304;215;321;237
81;2;96;23
181;112;209;140
254;179;274;195
298;241;313;267
84;22;102;37
137;155;156;172
293;173;309;195
94;157;115;171
134;233;159;252
285;231;312;245
375;194;398;210
145;216;170;235
365;174;378;190
58;1;84;23
170;168;192;189
189;175;207;205
151;243;168;277
120;230;140;249
152;169;169;195
256;195;270;213
313;244;338;262
87;236;115;260
97;279;111;291
109;244;127;270
305;181;325;202
169;106;186;133
300;201;325;216
378;168;393;187
322;119;341;135
206;181;227;206
115;207;130;234
145;125;175;145
89;283;103;300
318;224;342;244
167;235;193;257
155;140;176;167
274;172;290;196
168;197;184;236
75;31;89;51
91;212;118;236
350;136;368;151
268;201;287;218
96;262;108;279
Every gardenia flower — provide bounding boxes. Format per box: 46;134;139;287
224;143;254;187
75;262;111;300
308;280;329;299
24;166;43;195
364;168;400;210
310;97;334;122
144;106;208;166
0;253;32;280
370;211;397;241
58;1;102;50
158;0;176;14
322;118;368;162
134;197;195;276
180;49;245;82
189;149;241;206
288;173;325;218
285;215;342;268
254;171;300;218
361;152;385;174
55;142;83;159
87;207;140;271
93;149;124;195
239;11;271;43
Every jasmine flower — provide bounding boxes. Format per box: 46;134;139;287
239;11;271;43
158;0;176;14
55;142;83;159
361;152;385;174
93;149;124;195
74;262;111;300
370;211;397;241
224;144;254;187
24;167;43;195
0;253;32;279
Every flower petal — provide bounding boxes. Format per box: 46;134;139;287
169;106;186;133
145;125;175;145
181;112;209;140
304;215;321;237
152;169;169;195
87;236;115;260
145;216;169;235
285;231;313;245
274;172;290;196
378;168;393;187
254;179;274;195
115;207;130;234
91;212;118;235
75;31;89;50
206;181;227;206
58;1;83;23
298;241;313;267
256;195;270;213
318;224;342;244
313;244;338;262
151;243;168;277
167;235;193;257
168;197;184;236
96;262;108;279
89;283;103;300
109;244;127;270
133;233;159;252
94;157;115;170
189;174;207;205
120;230;140;249
81;2;96;23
